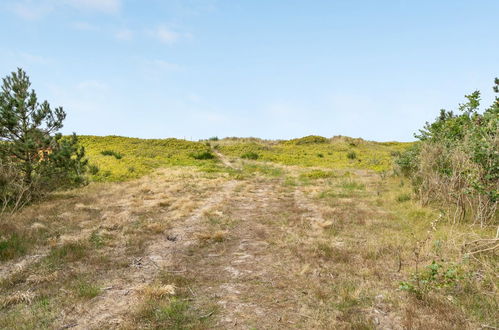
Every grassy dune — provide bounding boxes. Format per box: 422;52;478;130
79;136;217;181
79;135;412;183
1;135;496;329
214;135;411;172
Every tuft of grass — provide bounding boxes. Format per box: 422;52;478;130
242;163;283;177
241;151;259;160
300;170;337;180
74;280;101;299
196;230;228;243
0;233;28;261
339;180;365;191
396;193;411;202
46;241;87;265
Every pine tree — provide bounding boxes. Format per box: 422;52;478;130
0;68;86;199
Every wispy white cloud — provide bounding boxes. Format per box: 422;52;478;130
10;1;54;20
65;0;121;14
9;0;122;20
150;25;191;44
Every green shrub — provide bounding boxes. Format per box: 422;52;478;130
396;79;498;225
88;164;100;175
241;152;259;160
287;135;329;145
347;151;357;159
400;260;460;298
100;150;123;159
190;151;215;160
208;136;219;141
75;280;101;299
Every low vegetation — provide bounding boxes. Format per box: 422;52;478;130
396;79;498;226
0;70;497;328
214;135;411;172
78;135;217;181
0;69;87;213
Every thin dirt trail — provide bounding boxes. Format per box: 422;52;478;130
59;152;355;329
61;150;241;328
64;181;239;329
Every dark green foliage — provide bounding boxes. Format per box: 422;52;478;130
208;136;219;141
396;79;498;224
400;260;460;298
0;68;87;208
100;150;123;159
241;151;259;160
347;151;357;159
88;164;100;175
190;151;215;160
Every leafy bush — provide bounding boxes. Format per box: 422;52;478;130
241;152;259;160
400;260;460;298
100;150;123;159
287;135;329;145
396;79;498;225
346;151;357;159
190;151;215;160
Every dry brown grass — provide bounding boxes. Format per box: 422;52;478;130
1;160;496;329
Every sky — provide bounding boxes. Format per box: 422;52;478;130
0;0;498;142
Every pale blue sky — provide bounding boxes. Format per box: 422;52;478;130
1;0;498;141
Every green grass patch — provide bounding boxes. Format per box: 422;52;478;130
79;136;218;182
74;280;101;299
300;170;338;180
218;136;412;172
46;241;88;265
0;233;28;261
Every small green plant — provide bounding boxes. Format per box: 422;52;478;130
75;280;101;299
100;150;123;159
396;193;411;202
88;164;100;175
241;152;259;160
317;153;324;158
347;151;357;159
0;233;27;261
300;170;337;180
47;242;87;264
190;151;215;160
208;136;219;141
400;260;460;298
339;180;365;191
89;231;105;248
